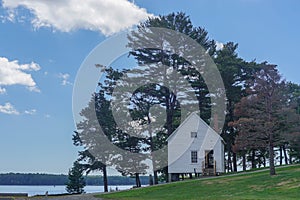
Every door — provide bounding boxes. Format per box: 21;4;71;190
205;150;214;168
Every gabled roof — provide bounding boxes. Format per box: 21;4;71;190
166;111;225;144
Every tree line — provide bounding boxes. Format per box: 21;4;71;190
0;173;148;186
69;12;300;193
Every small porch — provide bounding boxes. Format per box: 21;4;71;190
202;150;217;176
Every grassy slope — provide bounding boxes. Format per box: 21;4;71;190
97;165;300;200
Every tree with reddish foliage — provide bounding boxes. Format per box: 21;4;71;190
231;63;292;175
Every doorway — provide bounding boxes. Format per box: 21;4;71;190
205;150;214;168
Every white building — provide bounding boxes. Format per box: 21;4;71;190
167;112;225;181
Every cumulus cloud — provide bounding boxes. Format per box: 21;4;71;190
0;102;20;115
0;57;40;92
0;103;37;115
24;109;37;115
2;0;153;36
58;73;72;86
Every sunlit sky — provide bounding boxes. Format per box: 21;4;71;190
0;0;299;174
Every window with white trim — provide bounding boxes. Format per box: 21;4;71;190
191;151;198;163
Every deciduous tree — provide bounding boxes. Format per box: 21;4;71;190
232;64;289;175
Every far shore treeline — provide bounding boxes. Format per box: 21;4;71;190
0;173;148;186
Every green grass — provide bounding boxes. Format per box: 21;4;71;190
96;165;300;200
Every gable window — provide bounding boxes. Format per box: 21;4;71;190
191;151;198;163
191;132;197;138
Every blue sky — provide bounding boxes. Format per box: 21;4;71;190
0;0;299;174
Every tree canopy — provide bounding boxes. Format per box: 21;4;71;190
71;12;300;188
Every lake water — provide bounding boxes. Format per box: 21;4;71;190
0;185;132;196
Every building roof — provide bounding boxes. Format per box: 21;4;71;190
166;111;225;144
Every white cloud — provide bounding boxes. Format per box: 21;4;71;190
0;102;20;115
24;109;37;115
0;87;6;94
27;86;41;92
58;73;72;86
44;114;51;118
0;57;40;92
0;103;37;115
216;41;224;51
2;0;153;36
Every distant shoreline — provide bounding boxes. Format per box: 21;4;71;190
0;173;149;186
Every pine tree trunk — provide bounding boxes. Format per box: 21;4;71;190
242;152;246;171
103;165;108;192
154;170;158;184
147;114;159;185
269;133;276;176
135;173;141;187
267;94;276;175
251;149;256;169
283;145;289;165
149;174;154;185
279;146;283;165
165;95;173;136
289;152;293;164
233;152;237;172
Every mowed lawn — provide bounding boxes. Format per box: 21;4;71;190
97;165;300;200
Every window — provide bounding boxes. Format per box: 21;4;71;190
191;151;198;163
191;132;197;138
